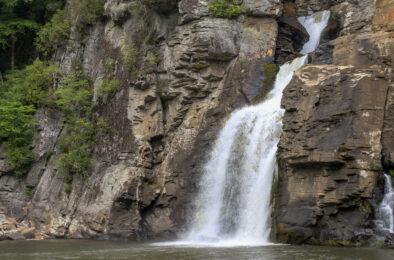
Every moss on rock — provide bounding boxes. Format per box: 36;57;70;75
252;63;279;103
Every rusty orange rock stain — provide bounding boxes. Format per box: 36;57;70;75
381;8;393;23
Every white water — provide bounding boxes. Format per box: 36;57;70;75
298;11;331;55
155;11;330;248
376;174;394;233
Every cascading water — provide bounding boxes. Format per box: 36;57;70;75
375;174;394;233
157;11;330;247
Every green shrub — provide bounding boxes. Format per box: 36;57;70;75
54;71;92;116
4;59;59;107
149;56;158;66
97;78;120;96
104;58;114;73
208;0;243;19
4;144;36;175
154;183;163;190
155;87;162;95
25;186;33;197
362;201;372;214
0;59;59;175
70;0;104;35
330;9;337;21
96;117;110;136
64;183;72;193
35;9;70;57
122;39;137;72
57;118;94;177
54;70;94;179
0;101;36;144
64;173;73;193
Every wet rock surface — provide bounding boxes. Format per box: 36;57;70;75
275;15;309;64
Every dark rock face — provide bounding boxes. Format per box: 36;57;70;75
275;15;309;64
275;0;394;246
277;65;390;244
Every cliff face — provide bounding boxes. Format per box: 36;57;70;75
276;0;393;245
0;0;281;240
0;0;392;245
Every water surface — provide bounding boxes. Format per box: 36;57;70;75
0;240;392;260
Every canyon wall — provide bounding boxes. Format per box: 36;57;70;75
0;0;392;246
0;0;282;240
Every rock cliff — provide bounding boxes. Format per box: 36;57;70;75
0;0;392;246
276;0;393;246
1;0;281;240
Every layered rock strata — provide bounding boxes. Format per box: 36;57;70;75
276;0;393;245
0;0;392;245
0;0;281;240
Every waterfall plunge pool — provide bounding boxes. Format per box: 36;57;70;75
0;239;392;260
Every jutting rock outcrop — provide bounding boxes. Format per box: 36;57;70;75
275;0;393;246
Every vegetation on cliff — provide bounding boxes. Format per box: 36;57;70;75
54;70;95;192
208;0;243;19
70;0;104;36
0;0;106;182
0;59;60;175
35;9;70;57
0;0;67;175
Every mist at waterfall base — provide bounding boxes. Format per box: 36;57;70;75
153;11;331;248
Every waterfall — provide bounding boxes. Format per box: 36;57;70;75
376;174;394;233
156;11;330;247
182;56;308;247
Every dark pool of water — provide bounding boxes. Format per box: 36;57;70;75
0;240;392;260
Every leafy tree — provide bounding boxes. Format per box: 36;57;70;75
54;71;92;117
70;0;104;36
4;59;60;106
54;69;95;185
0;98;36;175
35;9;70;57
0;59;58;175
0;0;38;71
0;0;65;72
57;118;94;177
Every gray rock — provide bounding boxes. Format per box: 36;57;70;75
243;0;282;17
276;64;391;244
